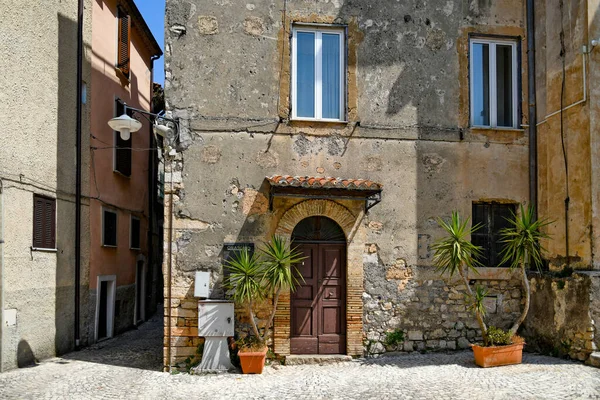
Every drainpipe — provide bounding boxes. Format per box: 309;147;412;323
527;0;538;220
148;54;160;320
166;178;173;372
74;0;84;349
0;179;4;372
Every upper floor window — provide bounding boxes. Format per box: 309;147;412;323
292;26;345;121
114;100;132;177
117;7;131;78
470;37;518;129
33;195;56;249
130;215;141;250
471;202;516;268
102;208;118;247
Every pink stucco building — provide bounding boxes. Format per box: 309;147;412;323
86;0;162;344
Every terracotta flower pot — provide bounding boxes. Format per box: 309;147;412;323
238;348;267;374
471;342;525;368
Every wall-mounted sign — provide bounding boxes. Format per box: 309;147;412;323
223;243;254;263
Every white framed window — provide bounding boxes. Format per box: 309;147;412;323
102;208;118;247
291;25;345;121
469;37;518;129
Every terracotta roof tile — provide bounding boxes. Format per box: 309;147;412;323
267;175;382;191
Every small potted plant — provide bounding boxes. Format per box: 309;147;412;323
224;235;304;374
431;207;550;367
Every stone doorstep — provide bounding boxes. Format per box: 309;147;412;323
284;354;353;366
586;352;600;368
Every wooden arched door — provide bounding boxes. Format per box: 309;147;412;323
290;216;346;354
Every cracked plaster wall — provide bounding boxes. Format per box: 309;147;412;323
163;0;529;365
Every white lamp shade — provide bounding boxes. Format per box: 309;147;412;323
120;128;131;141
108;113;142;140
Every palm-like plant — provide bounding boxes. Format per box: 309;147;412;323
431;211;489;345
224;235;305;346
499;205;551;336
224;248;265;339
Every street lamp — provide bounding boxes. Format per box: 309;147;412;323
107;113;142;141
107;100;177;143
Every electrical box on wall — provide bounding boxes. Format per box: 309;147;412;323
198;301;234;337
194;271;210;298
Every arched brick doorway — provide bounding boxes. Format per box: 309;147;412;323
273;199;366;357
290;216;347;354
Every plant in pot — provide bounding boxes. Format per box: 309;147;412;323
431;207;550;367
224;235;304;374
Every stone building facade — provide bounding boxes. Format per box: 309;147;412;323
163;0;533;367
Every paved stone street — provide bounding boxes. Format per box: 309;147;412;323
0;310;599;399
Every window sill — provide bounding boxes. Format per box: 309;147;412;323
291;117;348;124
130;247;141;251
113;170;131;179
469;126;525;133
114;67;131;85
102;244;117;249
31;247;57;253
467;267;518;281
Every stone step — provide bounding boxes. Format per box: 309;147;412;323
285;354;353;366
587;352;600;368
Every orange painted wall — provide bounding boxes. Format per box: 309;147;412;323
90;0;154;288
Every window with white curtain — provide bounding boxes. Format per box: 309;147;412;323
292;26;345;121
470;37;518;129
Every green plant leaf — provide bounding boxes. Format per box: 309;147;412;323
223;248;266;305
260;235;306;293
431;211;484;276
498;204;552;271
466;285;489;318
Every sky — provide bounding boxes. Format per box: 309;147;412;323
134;0;165;85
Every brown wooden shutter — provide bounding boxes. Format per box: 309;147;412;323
115;134;132;176
114;100;132;176
117;8;131;77
33;195;56;249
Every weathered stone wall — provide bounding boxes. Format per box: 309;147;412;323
163;0;530;367
364;268;523;354
535;0;600;271
522;272;599;364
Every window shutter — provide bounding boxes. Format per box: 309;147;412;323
131;217;140;249
33;197;44;248
117;8;131;77
103;210;118;247
115;134;132;176
33;195;56;249
114;100;132;176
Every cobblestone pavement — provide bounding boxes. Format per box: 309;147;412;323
0;311;599;399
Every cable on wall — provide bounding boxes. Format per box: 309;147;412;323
559;0;570;267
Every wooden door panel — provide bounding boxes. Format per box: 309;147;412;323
317;244;346;354
290;244;318;354
294;285;313;301
291;242;346;355
322;285;340;300
292;306;313;336
322;248;342;279
321;306;341;334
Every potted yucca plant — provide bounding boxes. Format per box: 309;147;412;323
431;212;489;346
432;207;550;367
224;235;304;374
